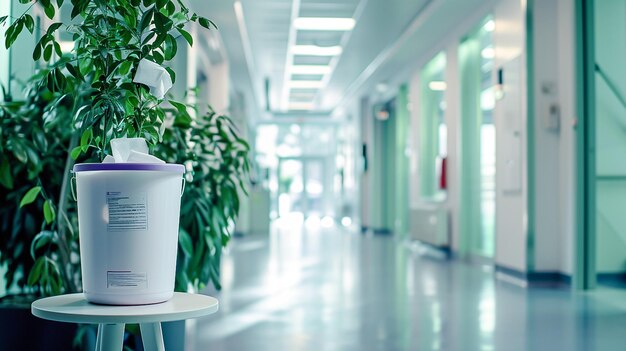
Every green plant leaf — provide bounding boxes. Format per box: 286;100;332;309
139;7;155;32
54;41;62;57
43;44;53;61
30;231;54;259
179;228;193;257
71;146;82;160
118;61;132;75
32;43;42;60
44;5;56;20
80;128;92;152
47;22;63;33
20;186;42;208
166;1;175;16
164;66;175;83
198;17;216;30
176;28;193;46
27;257;45;286
0;16;8;26
24;14;34;33
0;156;13;189
43;200;55;224
163;34;177;60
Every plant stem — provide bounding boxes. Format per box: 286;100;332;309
56;133;79;293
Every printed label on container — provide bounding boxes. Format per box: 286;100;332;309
106;192;148;231
107;271;148;289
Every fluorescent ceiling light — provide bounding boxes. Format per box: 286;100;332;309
289;102;314;110
290;65;331;75
428;81;447;91
293;17;356;31
484;19;495;32
481;46;495;59
292;45;343;56
288;80;324;89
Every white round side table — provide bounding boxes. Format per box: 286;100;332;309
31;292;219;351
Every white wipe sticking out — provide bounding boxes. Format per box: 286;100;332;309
108;138;163;163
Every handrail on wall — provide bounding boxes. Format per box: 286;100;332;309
595;63;626;110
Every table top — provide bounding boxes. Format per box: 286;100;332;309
31;292;219;324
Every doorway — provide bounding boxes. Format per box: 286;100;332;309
277;157;328;221
577;0;626;289
459;17;496;259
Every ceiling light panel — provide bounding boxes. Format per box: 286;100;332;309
298;0;358;18
290;87;319;94
296;31;344;46
290;65;331;74
293;45;343;56
293;55;333;65
288;102;315;110
288;80;325;88
291;74;325;81
293;17;355;31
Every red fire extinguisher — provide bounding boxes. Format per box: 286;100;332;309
439;157;447;190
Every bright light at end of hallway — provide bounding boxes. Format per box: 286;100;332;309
321;216;334;227
293;17;356;31
341;217;352;227
428;81;447;91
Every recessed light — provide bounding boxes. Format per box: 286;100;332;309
481;46;495;59
293;45;343;56
289;65;331;75
428;81;447;91
484;20;495;32
293;17;356;31
289;102;314;110
288;80;324;89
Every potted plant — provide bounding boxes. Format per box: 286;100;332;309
1;0;249;346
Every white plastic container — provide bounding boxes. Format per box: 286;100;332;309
73;163;184;305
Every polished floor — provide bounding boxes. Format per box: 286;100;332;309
193;223;626;351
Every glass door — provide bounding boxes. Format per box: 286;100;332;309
277;157;328;222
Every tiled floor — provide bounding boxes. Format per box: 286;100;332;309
193;224;626;351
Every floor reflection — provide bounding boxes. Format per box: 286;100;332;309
194;225;626;351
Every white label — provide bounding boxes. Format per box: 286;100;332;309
107;271;147;289
106;192;148;231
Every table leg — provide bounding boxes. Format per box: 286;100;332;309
140;322;165;351
96;323;125;351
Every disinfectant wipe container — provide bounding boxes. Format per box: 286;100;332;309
73;163;184;305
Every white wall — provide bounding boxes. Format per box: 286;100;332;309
532;0;563;272
493;0;528;272
556;0;577;276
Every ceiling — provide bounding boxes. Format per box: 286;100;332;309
190;0;492;119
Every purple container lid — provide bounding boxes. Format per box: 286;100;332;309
73;163;185;173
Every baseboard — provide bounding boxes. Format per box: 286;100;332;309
597;273;626;288
495;264;571;287
361;226;393;235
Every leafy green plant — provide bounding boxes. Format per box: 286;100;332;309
2;0;215;156
0;0;249;298
0;71;80;295
155;97;250;291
